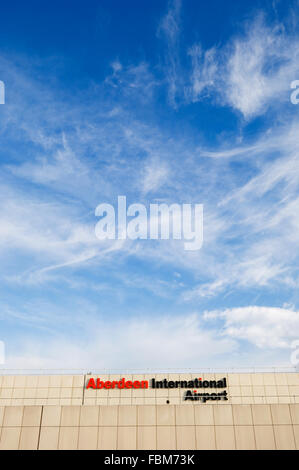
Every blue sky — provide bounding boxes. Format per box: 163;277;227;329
0;0;299;370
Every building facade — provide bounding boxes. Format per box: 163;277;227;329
0;371;298;450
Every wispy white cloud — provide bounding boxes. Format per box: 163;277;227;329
2;58;298;301
105;61;158;102
185;44;218;102
0;177;131;282
204;306;299;349
222;16;299;118
158;8;299;117
158;0;182;107
1;5;299;370
141;157;170;194
3;305;296;369
2;311;237;369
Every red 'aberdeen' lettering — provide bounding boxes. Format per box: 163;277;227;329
86;377;149;390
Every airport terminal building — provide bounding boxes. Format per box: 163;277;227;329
0;370;298;450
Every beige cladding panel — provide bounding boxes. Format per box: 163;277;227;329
274;425;296;450
80;405;99;426
39;427;60;450
98;426;117;450
156;426;176;450
232;404;253;425
293;425;299;448
0;372;298;450
214;405;234;425
22;406;42;426
0;373;299;406
0;427;21;450
196;426;216;449
215;425;236;450
58;426;79;450
254;425;276;450
176;426;196;450
0;374;84;406
3;406;24;426
137;405;156;426
235;426;256;450
137;426;156;450
117;426;137;450
19;426;40;450
0;403;298;449
78;427;98;450
194;404;214;425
